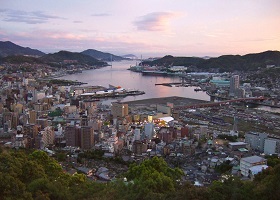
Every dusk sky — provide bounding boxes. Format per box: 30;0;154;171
1;0;280;57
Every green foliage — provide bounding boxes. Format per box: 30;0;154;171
29;150;63;178
2;55;43;64
254;164;280;200
215;160;233;173
49;79;85;86
124;156;184;199
41;50;107;66
217;134;237;142
166;182;209;200
78;149;105;161
2;147;280;200
104;121;110;126
55;152;67;162
142;51;280;72
48;108;63;117
265;155;280;167
209;177;254;200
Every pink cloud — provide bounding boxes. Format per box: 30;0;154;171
134;12;181;31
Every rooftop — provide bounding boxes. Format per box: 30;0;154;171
228;142;247;146
241;155;266;164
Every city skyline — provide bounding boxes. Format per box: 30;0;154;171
1;0;280;58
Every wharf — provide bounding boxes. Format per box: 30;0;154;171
155;82;181;87
77;90;145;100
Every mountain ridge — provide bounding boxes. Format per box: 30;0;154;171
1;41;280;72
0;41;45;57
142;50;280;72
81;49;129;61
41;50;107;66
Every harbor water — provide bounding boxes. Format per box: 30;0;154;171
60;60;210;104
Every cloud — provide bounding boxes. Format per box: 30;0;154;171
134;12;180;31
0;9;64;24
73;20;83;23
91;13;111;17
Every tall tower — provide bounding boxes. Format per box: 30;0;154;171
230;75;240;97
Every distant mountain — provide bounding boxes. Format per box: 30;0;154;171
142;55;203;67
197;51;280;72
122;54;137;59
41;51;107;66
0;41;45;57
81;49;128;61
142;51;280;72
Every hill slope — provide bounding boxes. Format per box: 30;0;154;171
142;55;204;67
143;51;280;72
0;41;45;57
0;55;44;64
41;51;107;66
81;49;128;61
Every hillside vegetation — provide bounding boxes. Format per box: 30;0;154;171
1;148;280;200
142;51;280;72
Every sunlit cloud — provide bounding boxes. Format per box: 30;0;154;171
134;12;181;31
0;9;64;24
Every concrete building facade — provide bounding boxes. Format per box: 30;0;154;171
245;132;268;152
240;156;267;177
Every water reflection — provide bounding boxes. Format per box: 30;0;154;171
61;60;210;103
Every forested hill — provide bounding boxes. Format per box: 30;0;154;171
0;41;45;57
81;49;128;61
1;148;280;200
41;51;107;66
0;55;44;64
142;51;280;72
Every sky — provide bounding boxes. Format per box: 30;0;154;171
0;0;280;57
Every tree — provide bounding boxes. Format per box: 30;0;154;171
209;177;254;200
123;156;184;199
254;164;280;200
29;150;63;178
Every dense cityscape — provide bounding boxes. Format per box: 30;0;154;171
1;0;280;199
1;42;280;199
